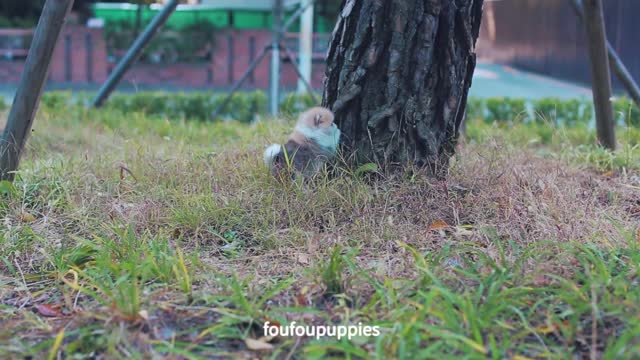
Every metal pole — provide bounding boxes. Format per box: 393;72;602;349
582;0;616;150
269;0;284;116
570;0;640;109
281;1;314;36
91;0;179;108
210;0;315;121
0;0;75;181
297;0;314;94
280;0;314;32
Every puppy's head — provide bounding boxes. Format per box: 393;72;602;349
297;107;335;130
292;106;340;153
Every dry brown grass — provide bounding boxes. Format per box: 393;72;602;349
1;105;639;358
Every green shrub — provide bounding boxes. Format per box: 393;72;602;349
613;97;640;126
279;92;320;116
562;123;597;145
39;92;628;131
485;97;527;124
531;97;592;126
100;91;318;123
175;92;213;120
0;16;12;28
619;126;640;146
41;92;72;109
0;0;43;28
535;123;555;144
0;97;7;112
465;98;485;122
208;91;269;122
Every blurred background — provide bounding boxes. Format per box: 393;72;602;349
0;0;638;100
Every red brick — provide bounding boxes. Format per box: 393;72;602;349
5;26;326;90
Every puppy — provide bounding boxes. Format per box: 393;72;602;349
264;107;340;178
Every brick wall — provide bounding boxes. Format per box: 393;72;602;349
0;61;25;83
113;28;327;89
50;25;108;84
1;25;327;90
117;63;213;88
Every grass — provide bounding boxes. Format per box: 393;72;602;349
0;99;640;359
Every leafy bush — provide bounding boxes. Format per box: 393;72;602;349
625;127;640;145
279;93;319;116
531;97;592;126
41;92;72;109
0;0;43;28
0;97;7;112
38;91;638;130
613;97;640;126
485;97;527;124
88;91;312;123
465;98;485;122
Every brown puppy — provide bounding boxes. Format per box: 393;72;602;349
264;107;341;178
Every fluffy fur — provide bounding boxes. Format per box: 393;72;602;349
264;107;341;178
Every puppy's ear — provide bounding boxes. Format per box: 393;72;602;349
314;113;322;127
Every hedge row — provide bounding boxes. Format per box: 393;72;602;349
39;91;318;123
466;97;640;127
34;92;640;127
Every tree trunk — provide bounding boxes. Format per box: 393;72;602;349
322;0;483;174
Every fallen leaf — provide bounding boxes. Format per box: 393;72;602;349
264;318;281;328
245;338;274;351
602;170;614;178
35;304;63;318
138;309;149;321
296;292;309;306
428;220;449;231
20;212;36;223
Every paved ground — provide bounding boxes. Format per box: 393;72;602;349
469;62;592;99
0;62;593;104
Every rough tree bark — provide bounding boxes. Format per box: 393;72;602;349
322;0;483;174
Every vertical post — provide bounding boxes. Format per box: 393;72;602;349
86;32;93;83
92;0;179;108
582;0;616;150
249;36;256;85
297;0;314;94
269;0;284;116
135;2;143;37
64;34;72;82
570;0;640;109
210;1;310;121
0;0;75;181
227;34;234;85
